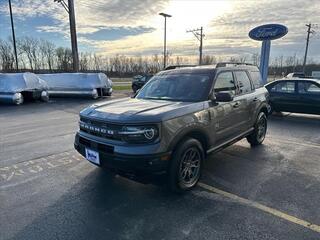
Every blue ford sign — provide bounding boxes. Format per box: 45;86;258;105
249;24;288;41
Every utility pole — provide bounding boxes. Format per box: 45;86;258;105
199;27;203;65
54;0;79;72
187;27;204;65
159;13;172;69
68;0;79;72
302;23;314;74
8;0;18;70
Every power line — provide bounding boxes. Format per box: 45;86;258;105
187;27;204;65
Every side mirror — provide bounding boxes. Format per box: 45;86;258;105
215;92;234;102
209;92;216;101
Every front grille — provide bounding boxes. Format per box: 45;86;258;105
79;136;114;154
80;117;123;141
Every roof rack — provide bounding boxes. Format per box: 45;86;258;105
216;62;255;68
164;65;197;70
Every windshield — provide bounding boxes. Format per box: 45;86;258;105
136;73;212;102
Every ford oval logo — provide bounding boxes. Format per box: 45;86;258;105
249;24;288;41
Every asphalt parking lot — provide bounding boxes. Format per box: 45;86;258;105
1;92;320;240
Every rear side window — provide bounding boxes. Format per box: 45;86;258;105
214;71;236;95
271;81;295;93
298;82;320;94
234;71;252;94
250;71;262;89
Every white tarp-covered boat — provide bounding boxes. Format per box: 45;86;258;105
0;72;49;105
38;73;113;99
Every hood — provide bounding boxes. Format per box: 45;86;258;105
80;98;204;123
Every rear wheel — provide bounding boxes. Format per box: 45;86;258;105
168;138;204;193
247;112;267;146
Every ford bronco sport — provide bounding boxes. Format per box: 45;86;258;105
74;63;269;192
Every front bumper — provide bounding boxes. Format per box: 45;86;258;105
74;133;170;175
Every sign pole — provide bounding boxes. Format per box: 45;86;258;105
260;40;271;84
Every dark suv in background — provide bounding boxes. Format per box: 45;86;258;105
131;74;154;93
74;63;269;192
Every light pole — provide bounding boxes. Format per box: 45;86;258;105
159;12;171;69
54;0;79;72
8;0;18;70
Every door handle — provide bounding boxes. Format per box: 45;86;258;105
233;102;240;108
253;97;258;102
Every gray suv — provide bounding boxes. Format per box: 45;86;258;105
74;63;269;192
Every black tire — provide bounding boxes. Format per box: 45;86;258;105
132;85;138;93
168;138;204;193
247;112;267;146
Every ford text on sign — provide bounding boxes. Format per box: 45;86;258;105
249;24;288;41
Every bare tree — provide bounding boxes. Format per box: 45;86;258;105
251;53;260;66
17;37;40;70
56;47;73;71
0;39;15;71
79;52;89;71
202;55;217;65
39;39;56;71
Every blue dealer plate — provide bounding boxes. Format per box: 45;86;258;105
85;148;100;165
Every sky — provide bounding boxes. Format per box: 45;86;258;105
0;0;320;62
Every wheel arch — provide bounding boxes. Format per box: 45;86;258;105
168;127;210;157
259;104;269;116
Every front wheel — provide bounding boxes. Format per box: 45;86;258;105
247;112;267;146
168;138;204;193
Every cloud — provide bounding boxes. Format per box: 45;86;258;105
75;0;169;28
0;0;168;46
1;0;320;61
79;26;155;41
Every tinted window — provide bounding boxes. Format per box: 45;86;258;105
136;73;212;102
271;81;295;93
250;71;262;89
214;72;236;95
235;71;252;94
298;82;320;94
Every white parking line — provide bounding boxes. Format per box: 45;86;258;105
198;182;320;234
267;137;320;149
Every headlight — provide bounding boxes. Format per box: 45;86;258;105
119;125;159;143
